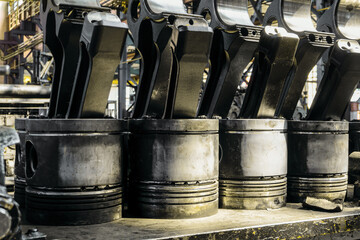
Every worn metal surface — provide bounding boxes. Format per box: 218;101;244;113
318;0;360;40
24;119;125;225
128;119;219;218
219;119;287;209
288;120;348;203
196;0;262;119
350;122;360;154
14;118;26;208
263;0;335;119
67;12;128;118
240;26;299;118
288;174;348;203
127;0;213;119
220;177;287;210
40;0;107;118
288;121;348;175
307;40;360;121
19;204;360;239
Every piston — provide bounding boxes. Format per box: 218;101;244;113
287;121;348;203
219;119;287;210
349;122;360;154
128;119;219;219
24;119;125;225
14;118;26;208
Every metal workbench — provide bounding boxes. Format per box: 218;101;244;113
21;203;360;239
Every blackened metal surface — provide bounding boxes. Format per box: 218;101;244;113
350;122;360;154
127;0;213;119
288;120;348;175
26;185;123;226
288;120;348;204
307;40;360;121
196;0;262;119
169;22;213;119
40;0;107;118
240;26;299;119
67;12;128;118
14;119;26;208
128;119;219;218
24;119;125;225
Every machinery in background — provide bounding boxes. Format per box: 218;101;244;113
0;0;359;238
0;127;21;240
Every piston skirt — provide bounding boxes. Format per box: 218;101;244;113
287;120;348;203
129;119;219;219
23;119;125;225
14;118;26;208
219;119;288;210
287;174;348;203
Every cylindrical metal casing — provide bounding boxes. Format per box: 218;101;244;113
14;118;26;208
349;122;360;154
24;119;125;225
0;66;10;76
287;120;348;203
219;119;288;210
129;119;219;219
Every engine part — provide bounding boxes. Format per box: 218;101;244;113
240;26;299;118
67;12;128;118
263;0;335;119
127;0;213;119
219;119;287;209
40;0;107;118
307;40;360;121
196;0;262;119
317;0;360;40
128;119;219;218
287;121;348;203
350;122;360;154
24;119;125;225
14;119;26;208
0;127;21;240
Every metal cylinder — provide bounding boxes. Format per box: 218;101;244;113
349;122;360;154
287;120;348;203
24;119;125;225
14;118;26;208
219;119;288;210
0;66;10;76
129;119;219;219
0;84;51;98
